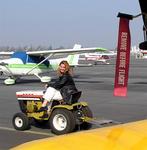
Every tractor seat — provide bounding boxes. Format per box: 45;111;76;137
66;91;82;105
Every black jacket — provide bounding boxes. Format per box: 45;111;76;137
48;73;78;102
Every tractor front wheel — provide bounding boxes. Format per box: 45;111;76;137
12;112;30;131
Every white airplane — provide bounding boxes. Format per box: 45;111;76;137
0;44;107;85
79;50;117;65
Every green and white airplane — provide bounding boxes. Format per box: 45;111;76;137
0;44;107;85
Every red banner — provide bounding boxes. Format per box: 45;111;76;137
114;14;132;97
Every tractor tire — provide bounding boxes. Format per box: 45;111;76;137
49;109;76;135
12;112;30;131
80;106;93;130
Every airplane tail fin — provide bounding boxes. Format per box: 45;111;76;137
73;44;82;49
66;44;82;66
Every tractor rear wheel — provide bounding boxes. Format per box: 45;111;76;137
49;109;76;135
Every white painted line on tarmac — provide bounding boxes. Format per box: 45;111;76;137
0;126;55;137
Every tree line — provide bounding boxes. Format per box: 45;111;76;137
0;45;65;52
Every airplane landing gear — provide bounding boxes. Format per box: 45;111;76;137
4;77;16;85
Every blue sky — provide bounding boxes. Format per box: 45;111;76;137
0;0;143;49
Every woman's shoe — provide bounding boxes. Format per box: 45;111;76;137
36;106;48;112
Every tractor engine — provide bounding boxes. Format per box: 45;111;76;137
16;90;44;113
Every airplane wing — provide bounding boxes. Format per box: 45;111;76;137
26;47;107;56
0;51;14;56
11;120;147;150
0;46;107;57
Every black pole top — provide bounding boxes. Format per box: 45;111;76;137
117;12;133;20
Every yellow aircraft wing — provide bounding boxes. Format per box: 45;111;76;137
11;119;147;150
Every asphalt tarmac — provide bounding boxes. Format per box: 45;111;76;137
1;57;147;149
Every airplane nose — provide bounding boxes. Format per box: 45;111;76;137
0;62;8;66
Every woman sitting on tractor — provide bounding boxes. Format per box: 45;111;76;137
38;60;78;114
